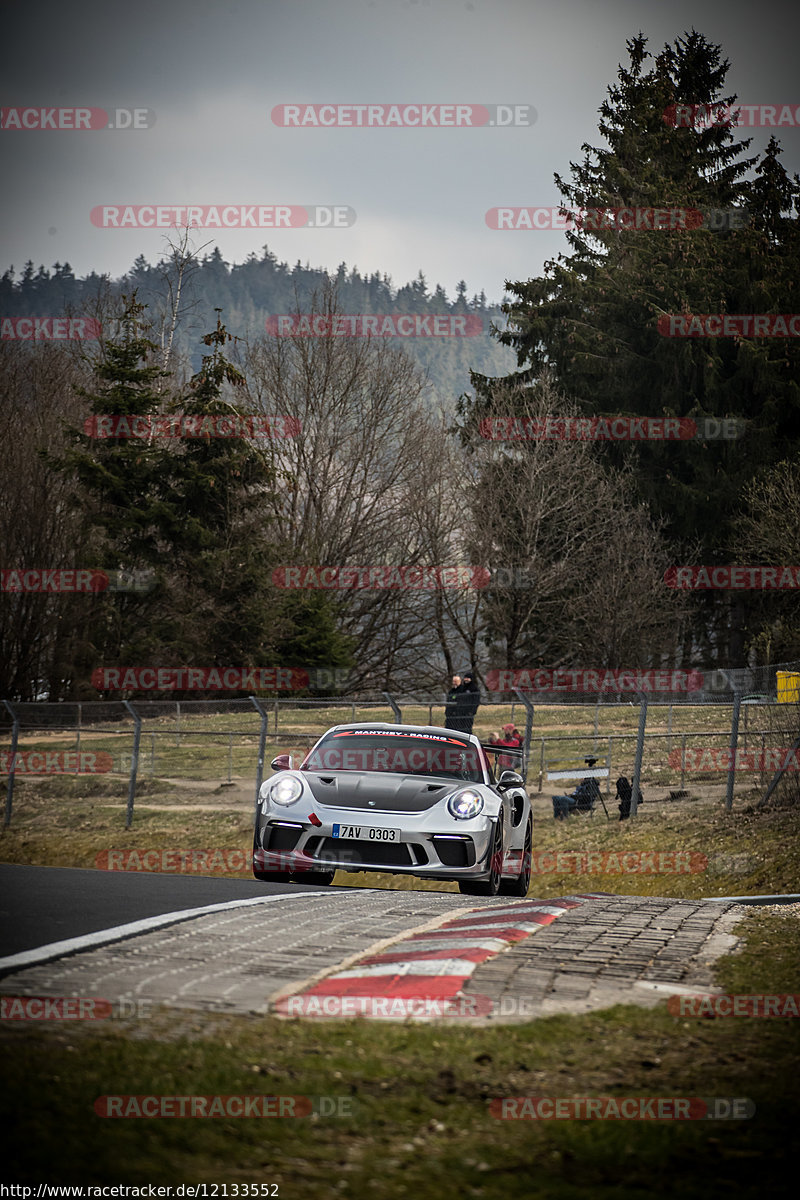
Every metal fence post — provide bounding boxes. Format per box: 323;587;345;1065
75;702;82;773
249;697;269;815
606;736;613;797
513;689;534;780
538;737;545;792
384;692;402;723
630;693;648;817
681;733;687;790
3;701;19;828
725;692;742;813
122;700;141;829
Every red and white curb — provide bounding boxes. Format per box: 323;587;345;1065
273;895;603;1020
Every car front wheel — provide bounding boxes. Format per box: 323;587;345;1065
500;816;532;896
458;819;503;896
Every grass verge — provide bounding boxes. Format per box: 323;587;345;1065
2;777;798;899
1;909;798;1197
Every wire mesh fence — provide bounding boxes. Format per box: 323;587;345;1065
2;670;798;826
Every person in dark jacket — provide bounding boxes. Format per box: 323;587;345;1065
458;669;481;735
616;775;643;820
553;758;601;818
444;674;463;730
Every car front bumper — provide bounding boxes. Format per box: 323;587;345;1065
254;812;499;880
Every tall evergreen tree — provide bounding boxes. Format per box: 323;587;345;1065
155;311;280;668
463;31;800;664
52;301;286;689
49;296;173;684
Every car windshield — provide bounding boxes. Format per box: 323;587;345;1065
303;730;486;783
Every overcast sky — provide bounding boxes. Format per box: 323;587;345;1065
2;0;798;304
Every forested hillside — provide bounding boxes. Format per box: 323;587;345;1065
0;248;516;408
1;30;798;701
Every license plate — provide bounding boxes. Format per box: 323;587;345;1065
332;824;400;842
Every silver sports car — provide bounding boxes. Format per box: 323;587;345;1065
252;722;533;895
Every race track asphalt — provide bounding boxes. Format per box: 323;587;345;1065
0;862;309;958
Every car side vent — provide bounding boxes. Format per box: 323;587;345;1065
317;776;337;785
426;784;446;792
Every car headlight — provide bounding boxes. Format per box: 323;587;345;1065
447;789;484;820
267;774;304;807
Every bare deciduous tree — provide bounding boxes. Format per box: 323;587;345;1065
0;342;92;699
459;374;687;675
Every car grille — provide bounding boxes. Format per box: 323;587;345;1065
307;836;427;867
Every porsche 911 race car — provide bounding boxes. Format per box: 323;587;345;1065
252;722;532;895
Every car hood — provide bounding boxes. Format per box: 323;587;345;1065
301;771;466;813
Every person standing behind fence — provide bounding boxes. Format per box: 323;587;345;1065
616;775;643;820
495;723;521;770
444;674;463;730
459;669;481;735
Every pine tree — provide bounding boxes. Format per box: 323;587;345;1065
154;311;279;667
48;295;173;681
465;31;800;664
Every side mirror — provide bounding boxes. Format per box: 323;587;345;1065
496;770;524;791
270;753;294;771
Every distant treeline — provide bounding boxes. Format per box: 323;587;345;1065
0;248;516;406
